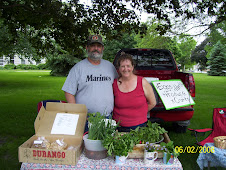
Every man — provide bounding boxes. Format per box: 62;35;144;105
62;35;118;129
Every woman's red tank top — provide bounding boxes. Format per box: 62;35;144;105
112;76;148;127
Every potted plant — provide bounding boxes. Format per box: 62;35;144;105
102;132;135;164
87;112;118;140
83;112;118;160
127;121;167;159
143;142;159;164
130;121;167;144
160;141;180;165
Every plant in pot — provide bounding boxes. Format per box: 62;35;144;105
143;142;160;164
160;141;180;165
102;132;135;164
127;121;167;158
83;112;118;160
130;121;167;144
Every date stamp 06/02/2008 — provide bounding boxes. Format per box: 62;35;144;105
175;146;215;154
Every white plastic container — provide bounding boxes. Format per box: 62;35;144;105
83;134;107;159
83;134;106;151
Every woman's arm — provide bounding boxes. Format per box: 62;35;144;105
142;78;157;111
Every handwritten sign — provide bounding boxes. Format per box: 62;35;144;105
152;80;195;110
51;113;79;135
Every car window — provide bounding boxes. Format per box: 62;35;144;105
118;49;175;70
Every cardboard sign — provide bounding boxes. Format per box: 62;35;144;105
152;80;195;110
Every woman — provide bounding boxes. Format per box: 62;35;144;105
113;53;157;131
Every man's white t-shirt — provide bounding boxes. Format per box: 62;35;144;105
62;58;118;116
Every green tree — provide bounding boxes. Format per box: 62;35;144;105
0;20;40;61
45;41;84;76
103;33;137;62
205;21;226;59
135;21;198;71
0;20;13;56
46;53;81;76
177;35;197;70
135;21;173;49
191;21;226;72
0;0;225;75
166;37;182;66
1;0;225;59
0;0;146;60
207;41;226;76
191;38;210;71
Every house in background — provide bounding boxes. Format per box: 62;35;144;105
0;55;45;67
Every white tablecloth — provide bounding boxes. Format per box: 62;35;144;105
21;152;183;170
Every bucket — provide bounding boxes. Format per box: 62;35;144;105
83;134;107;159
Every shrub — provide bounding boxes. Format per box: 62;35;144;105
28;65;38;70
46;53;80;76
16;64;26;70
37;63;48;70
4;64;16;69
16;64;38;70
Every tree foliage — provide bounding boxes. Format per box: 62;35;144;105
207;41;226;76
103;33;137;62
135;21;172;49
191;38;210;70
135;21;196;70
176;35;196;70
205;21;226;59
0;20;13;56
0;0;145;59
46;52;80;76
191;21;226;71
0;0;225;59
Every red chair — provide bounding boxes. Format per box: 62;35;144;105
37;100;66;113
188;108;226;146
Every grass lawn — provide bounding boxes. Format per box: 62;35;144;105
0;70;225;169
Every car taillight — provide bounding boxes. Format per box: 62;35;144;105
189;74;195;98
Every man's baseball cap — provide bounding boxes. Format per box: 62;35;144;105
87;35;104;46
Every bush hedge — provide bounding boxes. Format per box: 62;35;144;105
2;63;48;70
4;64;17;69
16;64;37;70
37;63;49;70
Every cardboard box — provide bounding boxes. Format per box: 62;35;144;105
128;133;171;159
18;102;87;165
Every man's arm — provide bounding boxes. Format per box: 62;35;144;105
65;92;76;103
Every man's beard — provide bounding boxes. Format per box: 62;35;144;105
88;50;103;61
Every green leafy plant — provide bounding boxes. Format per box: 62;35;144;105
87;112;118;140
102;132;135;157
130;121;167;144
160;141;180;163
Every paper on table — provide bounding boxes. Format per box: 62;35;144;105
51;113;79;135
